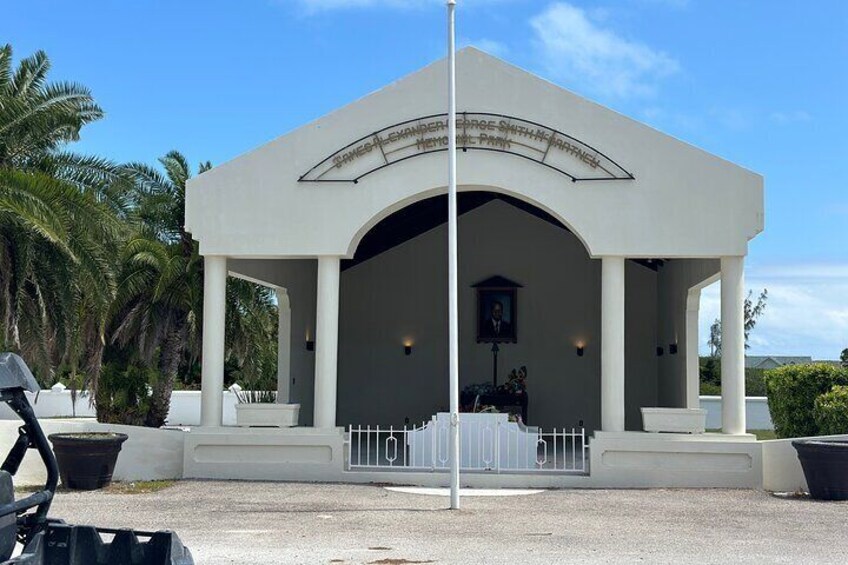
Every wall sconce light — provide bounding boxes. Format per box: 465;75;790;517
404;344;413;356
669;343;678;355
656;346;664;357
306;340;315;352
576;342;585;357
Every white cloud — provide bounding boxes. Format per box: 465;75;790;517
699;264;848;360
708;106;752;131
530;2;679;99
770;110;812;124
635;0;690;8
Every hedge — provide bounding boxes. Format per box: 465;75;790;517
699;358;768;396
814;385;848;436
745;368;768;397
764;363;848;438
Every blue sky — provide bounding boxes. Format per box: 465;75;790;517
3;0;846;358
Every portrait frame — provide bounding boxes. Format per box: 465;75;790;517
476;287;518;343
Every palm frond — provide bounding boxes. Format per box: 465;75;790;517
11;50;50;97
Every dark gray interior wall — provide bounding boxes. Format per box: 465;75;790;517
336;200;659;432
227;258;318;425
656;258;720;408
626;261;659;430
228;201;669;432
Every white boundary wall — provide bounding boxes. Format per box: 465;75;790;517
1;419;185;486
0;390;241;426
700;396;773;430
1;391;775;431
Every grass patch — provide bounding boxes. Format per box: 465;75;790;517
105;480;175;494
706;429;777;440
14;484;46;495
17;480;175;495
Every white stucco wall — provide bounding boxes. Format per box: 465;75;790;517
2;419;185;485
185;48;763;261
761;434;848;493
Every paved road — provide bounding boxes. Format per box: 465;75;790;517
47;481;846;564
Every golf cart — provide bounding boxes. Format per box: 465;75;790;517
0;353;193;564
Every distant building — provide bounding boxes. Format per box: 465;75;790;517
746;356;813;370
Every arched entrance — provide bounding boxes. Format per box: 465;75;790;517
336;190;605;432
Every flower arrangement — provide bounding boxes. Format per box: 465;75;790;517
502;366;527;395
460;365;528;415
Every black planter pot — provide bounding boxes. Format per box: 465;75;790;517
48;432;128;491
792;439;848;501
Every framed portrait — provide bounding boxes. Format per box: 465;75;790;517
476;287;517;343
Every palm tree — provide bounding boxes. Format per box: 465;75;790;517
112;151;279;427
0;44;122;382
226;277;278;389
110;151;205;427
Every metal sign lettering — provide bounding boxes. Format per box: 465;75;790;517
299;112;634;183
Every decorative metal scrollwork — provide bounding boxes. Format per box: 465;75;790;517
299;112;634;184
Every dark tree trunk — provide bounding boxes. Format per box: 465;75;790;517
145;322;186;428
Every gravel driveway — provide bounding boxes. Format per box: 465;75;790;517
46;481;847;564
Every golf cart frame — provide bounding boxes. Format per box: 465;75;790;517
0;353;193;564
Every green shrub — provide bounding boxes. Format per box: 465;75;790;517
699;358;767;396
700;381;721;396
699;357;721;387
814;385;848;436
96;362;156;426
745;368;768;397
764;363;848;438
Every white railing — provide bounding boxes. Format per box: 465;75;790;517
347;413;587;474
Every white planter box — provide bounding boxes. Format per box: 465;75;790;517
641;408;707;434
235;403;300;427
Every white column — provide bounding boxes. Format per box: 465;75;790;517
276;289;292;404
601;256;626;432
685;288;701;409
721;256;746;434
200;255;227;427
313;256;341;429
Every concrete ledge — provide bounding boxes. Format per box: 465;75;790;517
183;427;346;481
9;420;828;491
595;431;757;442
589;431;762;488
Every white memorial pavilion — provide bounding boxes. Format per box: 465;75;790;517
183;48;764;488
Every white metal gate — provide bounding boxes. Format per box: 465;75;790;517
346;416;587;474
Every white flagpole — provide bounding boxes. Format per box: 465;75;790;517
446;0;460;510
